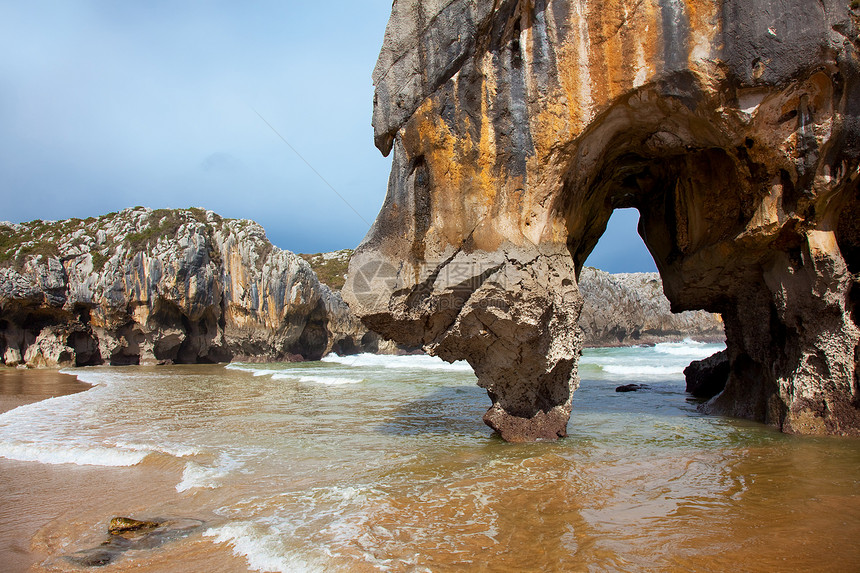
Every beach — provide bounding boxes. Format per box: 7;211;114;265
1;346;859;572
0;368;250;572
0;369;90;415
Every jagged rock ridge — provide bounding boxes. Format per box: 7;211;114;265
0;208;383;367
345;0;860;440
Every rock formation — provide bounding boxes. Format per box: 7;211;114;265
300;250;353;291
0;208;383;368
578;267;723;346
344;0;860;440
310;248;724;347
684;349;730;399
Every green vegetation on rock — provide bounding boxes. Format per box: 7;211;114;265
300;250;354;290
0;207;231;270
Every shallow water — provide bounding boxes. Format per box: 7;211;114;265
1;341;859;572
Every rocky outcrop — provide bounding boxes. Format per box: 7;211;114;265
684;350;730;400
578;267;723;346
0;208;381;367
345;0;860;440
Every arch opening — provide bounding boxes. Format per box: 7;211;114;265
581;208;657;274
576;206;725;351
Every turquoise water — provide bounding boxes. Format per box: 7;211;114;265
2;341;860;572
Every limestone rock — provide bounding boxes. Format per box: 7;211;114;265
3;346;22;367
578;267;723;346
0;208;380;367
22;327;75;368
65;517;202;568
345;0;860;439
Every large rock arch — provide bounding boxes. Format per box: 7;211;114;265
344;0;860;441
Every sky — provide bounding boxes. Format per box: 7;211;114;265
0;1;656;273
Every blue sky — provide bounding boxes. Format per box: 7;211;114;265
0;1;656;272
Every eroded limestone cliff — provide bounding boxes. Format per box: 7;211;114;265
0;208;382;367
345;0;860;440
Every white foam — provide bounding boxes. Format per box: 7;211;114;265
0;441;148;467
58;368;125;388
298;375;363;386
321;353;473;372
204;522;322;573
110;440;200;458
264;372;364;385
176;453;243;492
654;340;723;359
225;363;277;377
603;365;684;376
269;373;295;381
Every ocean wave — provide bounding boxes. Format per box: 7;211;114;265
653;340;723;359
204;521;323;573
603;365;684;376
225;364;279;377
297;375;364;386
58;368;126;388
321;353;473;372
0;441;148;467
176;453;243;493
110;440;200;458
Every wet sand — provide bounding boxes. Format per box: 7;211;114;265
0;368;91;415
1;368;92;571
0;368;245;572
3;361;860;572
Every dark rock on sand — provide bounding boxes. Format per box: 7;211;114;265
65;516;203;567
107;516;160;536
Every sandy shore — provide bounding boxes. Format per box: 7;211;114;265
0;368;91;415
0;368;97;571
0;368;248;572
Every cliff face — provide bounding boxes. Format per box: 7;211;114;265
0;208;381;368
578;267;723;347
345;0;860;440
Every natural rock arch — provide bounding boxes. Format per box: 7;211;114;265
344;0;860;441
561;85;859;435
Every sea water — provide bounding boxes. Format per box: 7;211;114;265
1;341;860;572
